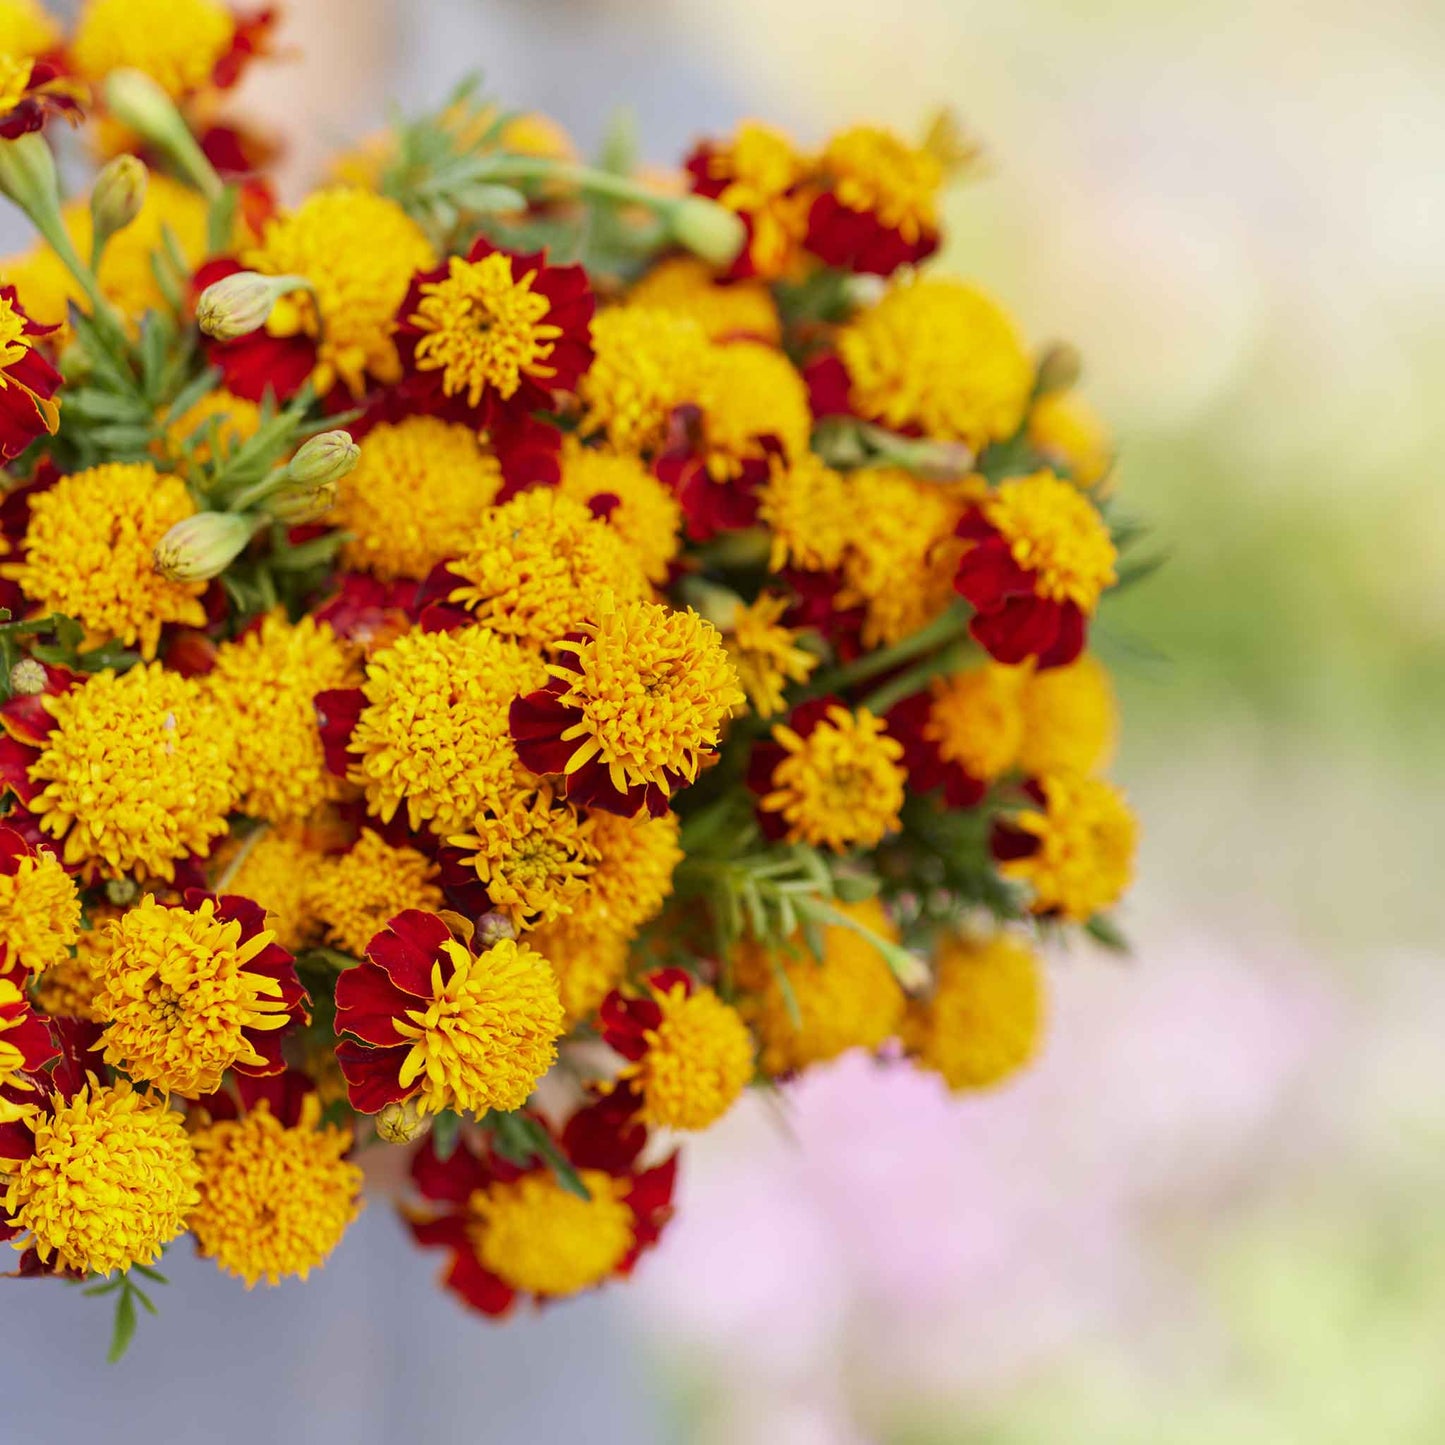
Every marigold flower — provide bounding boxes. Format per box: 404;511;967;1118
335;416;501;582
219;828;325;953
723;591;817;719
190;1087;363;1288
750;699;906;853
2;461;206;659
33;909;117;1022
93;892;306;1098
837;276;1033;449
557;437;682;586
1028;389;1113;489
512;595;744;817
0;54;83;139
242;187;436;398
602;969;754;1131
334;909;564;1117
0;825;78;977
0;973;56;1125
525;912;631;1024
583;809;683;936
684;121;813;280
995;773;1137;921
757;451;853;574
71;0;236;98
0;0;61;59
903;931;1044;1091
734;897;906;1077
157;388;263;471
697;340;811;482
0;283;59;460
309;829;444;957
443;488;650;651
15;665;236;881
2;1078;199;1276
955;470;1117;668
205;613;360;825
626;255;780;343
1016;653;1117;777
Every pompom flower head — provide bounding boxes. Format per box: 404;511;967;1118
309;829;444;957
0;826;78;977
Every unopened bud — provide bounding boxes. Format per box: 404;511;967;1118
266;478;337;525
90;155;147;247
375;1097;431;1145
1034;342;1082;397
667;195;747;269
474;911;516;948
7;658;46;696
196;270;305;342
153;511;253;582
287;430;359;488
106;877;138;906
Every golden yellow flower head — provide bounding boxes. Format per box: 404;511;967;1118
72;0;234;96
447;488;651;652
626;255;781;343
819;124;944;244
694;121;812;280
159;389;264;473
0;975;42;1126
558;438;682;586
981;470;1117;614
620;978;755;1131
3;1079;199;1276
757;451;854;574
584;809;683;936
34;909;118;1022
697;340;811;481
309;829;444;957
93;894;295;1097
220;829;324;953
724;591;817;719
839;277;1033;449
394;935;564;1116
204;614;360;825
3;462;206;660
924;663;1026;783
903;932;1044;1091
760;704;906;853
1028;389;1113;489
348;625;545;835
28;665;236;881
1002;773;1138;921
471;1169;634;1298
1017;653;1117;778
0;0;61;58
190;1096;364;1288
736;897;906;1077
335;416;501;581
546;596;745;795
525;913;631;1025
579;305;712;454
245;188;436;398
0;842;79;977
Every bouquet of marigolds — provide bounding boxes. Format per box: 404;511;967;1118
0;0;1151;1358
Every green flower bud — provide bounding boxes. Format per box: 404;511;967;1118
266;478;338;525
195;270;306;342
667;195;747;269
287;430;360;488
1034;342;1082;397
90;155;147;247
152;511;254;582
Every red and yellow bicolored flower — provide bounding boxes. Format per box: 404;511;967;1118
0;54;83;140
0;285;60;461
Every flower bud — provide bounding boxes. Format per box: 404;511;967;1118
195;270;303;342
474;911;517;948
265;478;337;525
106;877;138;907
287;430;359;488
667;195;747;269
1034;342;1082;397
7;657;46;696
90;155;147;247
152;511;253;583
375;1097;431;1145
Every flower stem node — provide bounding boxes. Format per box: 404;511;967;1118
153;510;254;582
90;154;147;249
666;195;748;269
196;270;310;342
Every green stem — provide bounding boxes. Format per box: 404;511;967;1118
227;464;292;513
473;157;674;211
860;637;977;716
794;894;929;992
807;601;972;700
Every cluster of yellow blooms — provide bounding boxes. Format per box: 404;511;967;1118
0;0;1147;1342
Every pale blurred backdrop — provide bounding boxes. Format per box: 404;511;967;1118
3;1;1444;1441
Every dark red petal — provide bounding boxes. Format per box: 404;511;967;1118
369;909;452;991
411;1132;490;1204
335;1039;411;1114
443;1249;517;1317
969;594;1064;665
1034;601;1086;669
334;961;413;1045
953;535;1033;610
509;689;581;777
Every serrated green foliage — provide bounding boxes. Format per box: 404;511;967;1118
486;1110;591;1200
77;1265;168;1363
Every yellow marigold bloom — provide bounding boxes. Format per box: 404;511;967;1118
447;488;650;652
34;911;117;1022
471;1169;634;1298
626;255;781;342
349;625;545;834
0;843;78;976
1028;389;1113;489
819;124;944;244
28;665;235;880
245;188;436;398
221;829;324;952
336;416;501;581
3;1079;199;1276
158;389;264;472
1002;773;1138;921
0;0;60;58
694;121;812;280
93;895;294;1097
757;451;853;573
452;790;597;931
3;461;206;660
736;897;906;1076
839;277;1033;449
903;932;1044;1091
71;0;234;97
579;306;712;454
557;438;682;585
1017;653;1117;778
982;470;1117;613
585;810;683;936
190;1095;364;1288
724;591;816;718
395;936;564;1116
0;976;41;1126
760;705;906;852
697;340;810;480
205;614;360;825
309;830;443;957
618;978;755;1131
547;596;745;795
925;663;1026;782
525;913;631;1024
